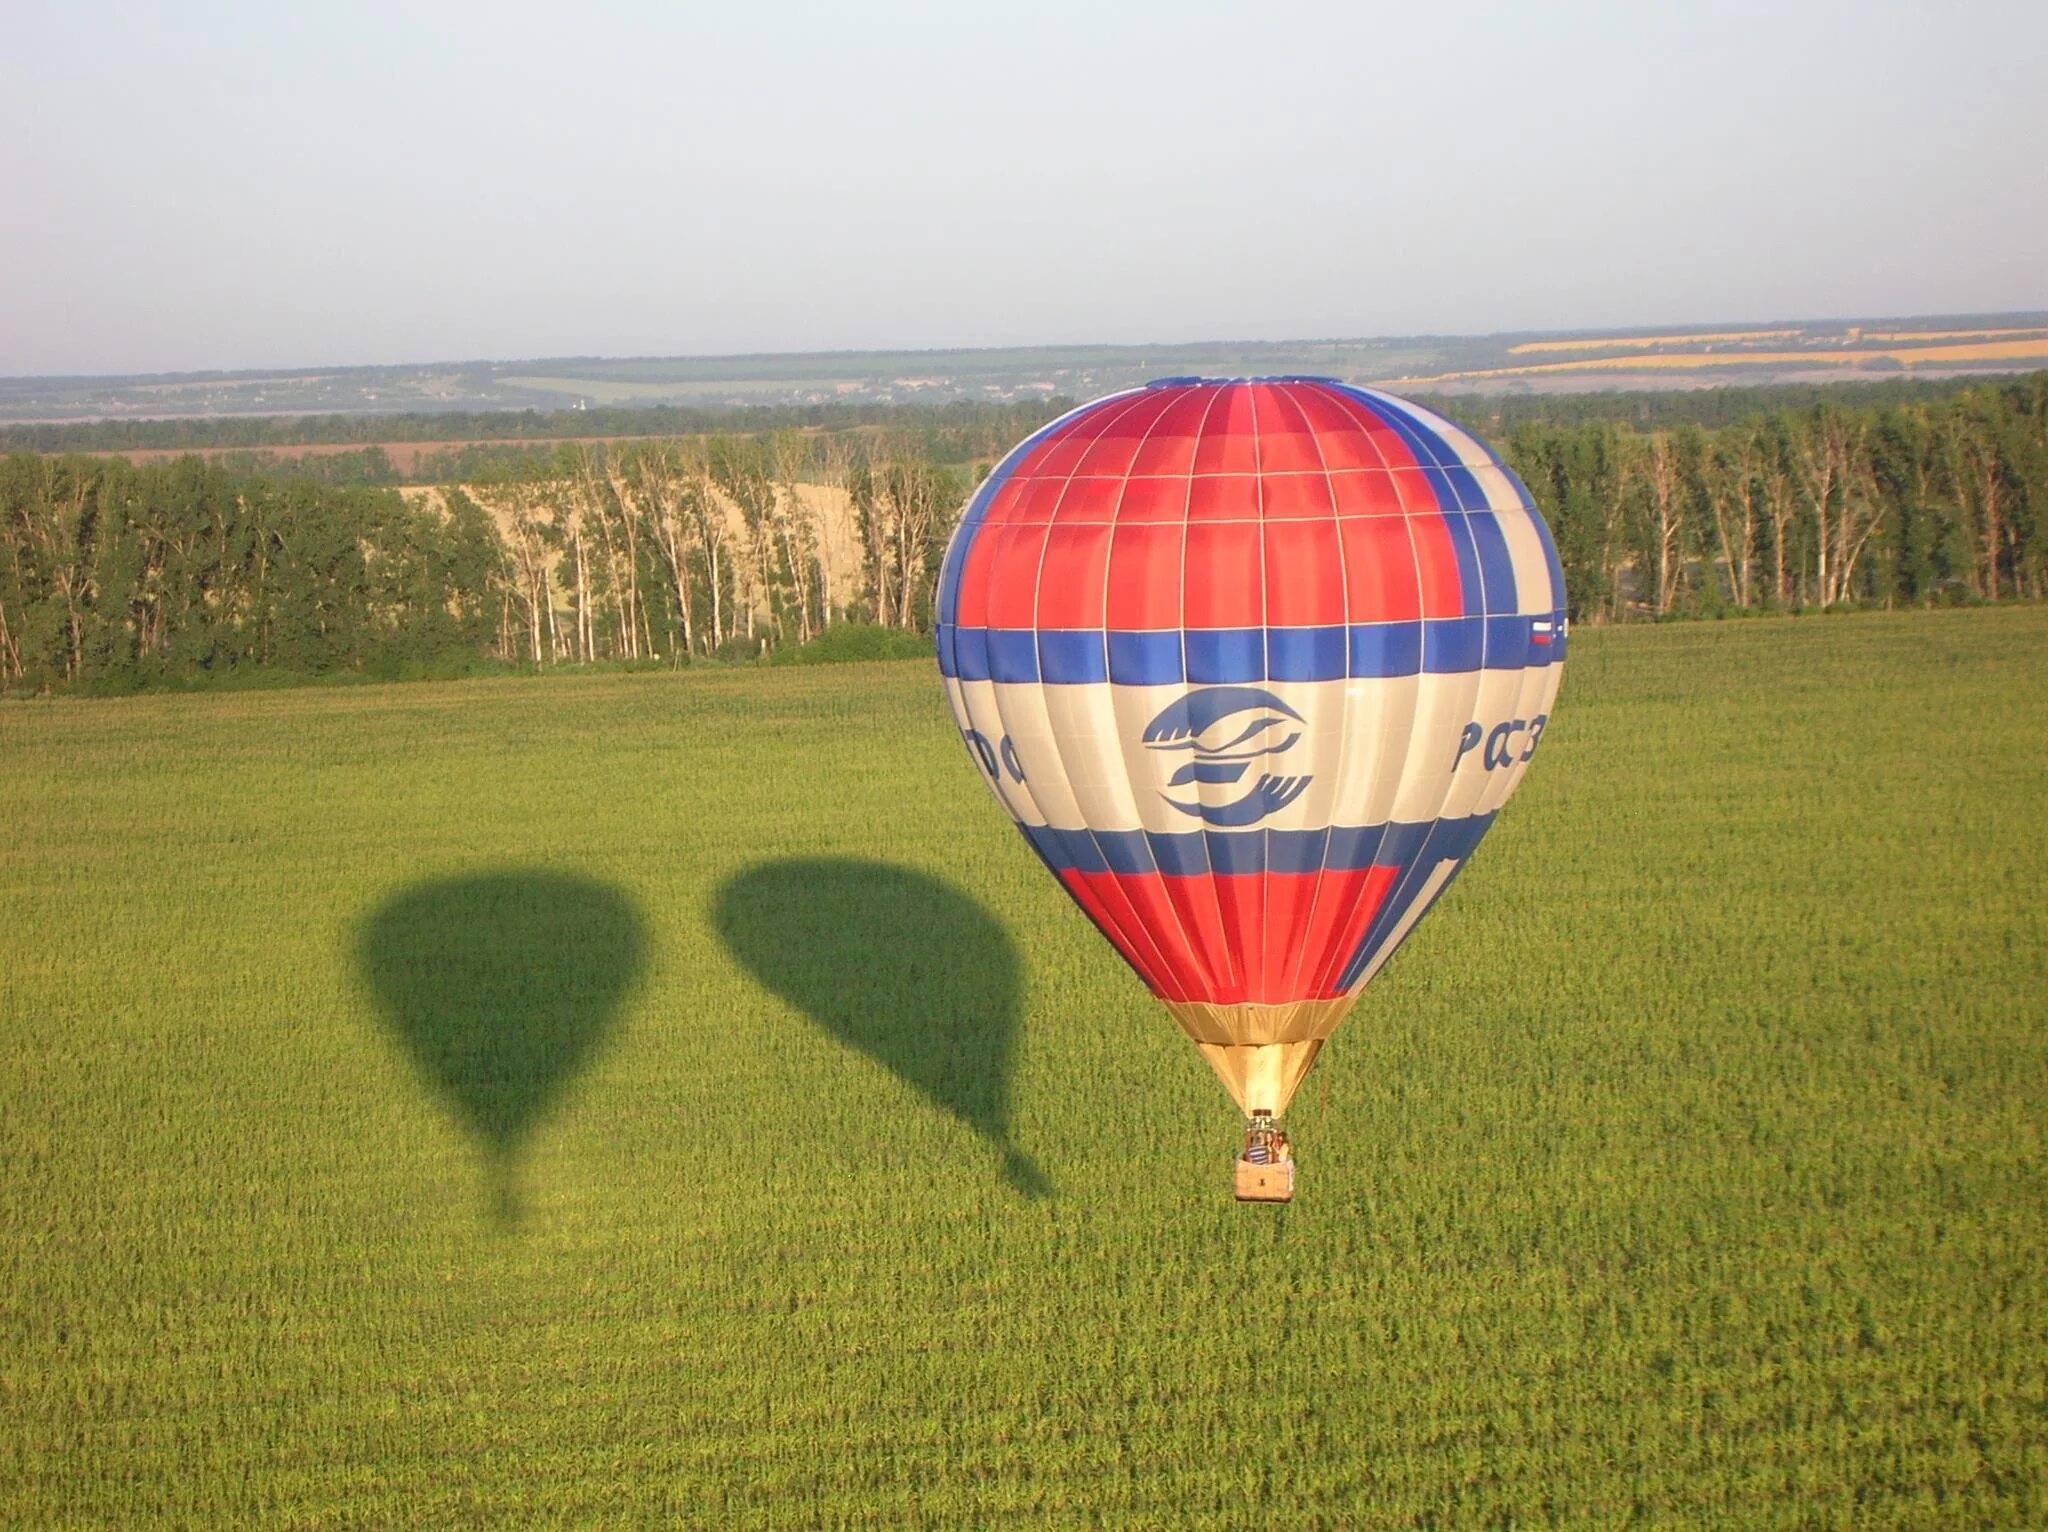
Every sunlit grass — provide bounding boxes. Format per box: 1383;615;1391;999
2;608;2043;1524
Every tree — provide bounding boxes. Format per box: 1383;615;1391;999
1705;421;1763;608
1944;391;2024;601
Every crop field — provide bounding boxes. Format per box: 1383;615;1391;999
1861;328;2048;344
498;375;855;403
1505;328;2048;357
2;608;2044;1524
1395;337;2048;387
1506;330;1804;354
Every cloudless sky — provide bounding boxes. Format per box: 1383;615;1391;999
3;0;2044;376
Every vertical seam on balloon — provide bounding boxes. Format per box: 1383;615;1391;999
1350;859;1469;993
977;396;1123;833
939;403;1111;833
1000;390;1147;826
1489;508;1566;816
1180;382;1239;998
1323;387;1462;998
1000;386;1153;827
1246;380;1273;1005
1375;396;1503;836
1275;381;1355;1003
1364;455;1489;993
1292;387;1382;997
940;391;1129;631
1102;385;1218;997
1031;385;1164;835
1009;390;1187;1000
1315;386;1425;996
1488;496;1559;816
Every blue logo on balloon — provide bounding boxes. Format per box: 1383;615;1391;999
1142;686;1312;828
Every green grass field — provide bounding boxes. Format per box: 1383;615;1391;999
2;608;2044;1525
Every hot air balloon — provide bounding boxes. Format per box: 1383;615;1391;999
935;378;1565;1201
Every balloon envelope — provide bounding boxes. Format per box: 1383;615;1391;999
936;378;1565;1116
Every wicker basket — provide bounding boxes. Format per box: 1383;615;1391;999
1235;1157;1295;1203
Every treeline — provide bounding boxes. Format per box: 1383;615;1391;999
1425;371;2038;437
3;380;2043;695
137;447;408;487
0;433;967;692
0;456;502;689
11;372;2031;459
1505;376;2046;618
445;433;962;668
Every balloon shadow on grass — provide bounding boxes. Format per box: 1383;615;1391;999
357;871;645;1226
712;858;1049;1197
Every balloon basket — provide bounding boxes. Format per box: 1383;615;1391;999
1234;1112;1295;1204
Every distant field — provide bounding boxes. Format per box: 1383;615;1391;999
2;609;2044;1523
1507;327;2048;357
1399;336;2048;386
499;375;854;403
10;313;2046;426
1862;327;2048;343
1508;329;1801;354
66;436;650;476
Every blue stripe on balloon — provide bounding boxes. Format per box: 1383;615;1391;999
1466;511;1521;616
1336;385;1459;474
936;618;1563;682
986;629;1040;683
1339;857;1471;992
1374;820;1436;867
942;625;990;681
1421;615;1485;672
1206;834;1267;875
1108;631;1183;685
1498;458;1540;504
1344;387;1465;472
1267;626;1349;682
1487;614;1541;668
1419;462;1460;506
1185;628;1266;685
1444;463;1491;511
1021;825;1107;874
1333;385;1495;625
1146;832;1210;876
1440;511;1488;621
1326;824;1388;868
1039;630;1108;684
1018;812;1497;877
1330;811;1500;991
1348;621;1423;677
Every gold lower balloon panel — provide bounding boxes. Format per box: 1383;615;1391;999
1165;997;1355;1117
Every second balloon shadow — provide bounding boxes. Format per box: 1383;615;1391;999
712;858;1049;1197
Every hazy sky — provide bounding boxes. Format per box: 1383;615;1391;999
4;0;2044;376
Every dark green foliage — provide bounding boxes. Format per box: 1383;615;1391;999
1423;370;2040;435
3;376;2043;693
766;622;933;665
1500;376;2048;621
0;455;500;691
